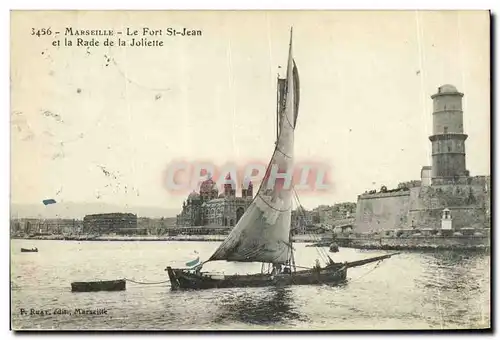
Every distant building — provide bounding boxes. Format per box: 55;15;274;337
291;206;313;234
355;85;490;233
176;174;253;228
10;218;79;235
311;203;356;225
10;218;40;235
289;203;356;235
42;219;78;234
138;217;176;235
83;213;141;235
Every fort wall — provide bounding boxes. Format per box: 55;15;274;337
354;191;410;233
354;176;490;232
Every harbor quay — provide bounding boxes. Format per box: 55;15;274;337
11;233;322;243
335;229;490;251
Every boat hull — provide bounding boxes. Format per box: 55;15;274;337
20;248;38;253
329;243;339;253
166;264;347;290
71;279;126;292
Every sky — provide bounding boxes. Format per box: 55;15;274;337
10;10;490;217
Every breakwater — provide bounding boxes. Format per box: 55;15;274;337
336;235;490;251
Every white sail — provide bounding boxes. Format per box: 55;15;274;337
207;29;300;265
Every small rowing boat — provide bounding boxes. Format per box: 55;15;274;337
71;279;126;292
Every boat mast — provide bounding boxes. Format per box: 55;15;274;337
276;73;280;141
287;27;296;273
288;230;296;272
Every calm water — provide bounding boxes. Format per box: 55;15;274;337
10;239;490;330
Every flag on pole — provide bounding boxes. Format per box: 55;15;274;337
186;257;200;268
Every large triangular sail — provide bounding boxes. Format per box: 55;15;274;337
207;29;300;265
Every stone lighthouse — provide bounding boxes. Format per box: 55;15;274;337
429;84;469;183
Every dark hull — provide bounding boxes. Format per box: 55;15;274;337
166;264;347;290
329;243;339;253
21;248;37;253
71;279;126;292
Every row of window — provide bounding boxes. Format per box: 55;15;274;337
204;217;236;226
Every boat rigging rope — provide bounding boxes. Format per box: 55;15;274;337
292;188;330;263
124;278;170;285
275;146;292;159
257;194;290;212
347;260;383;283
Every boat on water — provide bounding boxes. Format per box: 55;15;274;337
21;248;38;253
329;243;339;253
305;240;332;247
167;252;397;290
166;29;398;291
71;279;126;292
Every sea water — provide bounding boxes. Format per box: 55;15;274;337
10;239;490;330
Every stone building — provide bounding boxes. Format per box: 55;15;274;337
83;213;140;234
355;85;490;233
176;174;254;228
429;85;469;181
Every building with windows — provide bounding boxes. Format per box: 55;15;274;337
83;213;141;235
176;174;254;228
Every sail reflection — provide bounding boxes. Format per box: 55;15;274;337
213;287;305;326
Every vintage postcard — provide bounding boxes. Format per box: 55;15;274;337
10;10;490;331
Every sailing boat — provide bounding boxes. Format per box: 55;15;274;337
166;29;398;290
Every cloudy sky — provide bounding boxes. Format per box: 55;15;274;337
11;11;490;216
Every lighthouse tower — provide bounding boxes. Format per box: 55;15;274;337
429;84;469;183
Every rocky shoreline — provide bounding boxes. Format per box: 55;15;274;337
342;243;490;251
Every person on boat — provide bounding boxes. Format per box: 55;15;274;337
312;259;322;275
271;264;282;275
314;259;321;270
